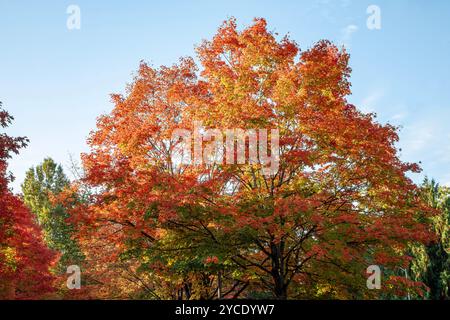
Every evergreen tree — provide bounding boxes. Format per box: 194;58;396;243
411;178;450;299
22;158;84;272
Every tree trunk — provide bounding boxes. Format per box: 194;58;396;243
271;241;288;299
217;271;222;299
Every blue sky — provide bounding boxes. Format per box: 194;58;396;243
1;0;449;192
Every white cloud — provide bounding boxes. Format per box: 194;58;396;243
360;90;384;113
390;112;407;121
313;0;353;23
387;104;410;122
401;122;435;155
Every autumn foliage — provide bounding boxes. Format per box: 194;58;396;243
0;105;56;299
57;18;435;299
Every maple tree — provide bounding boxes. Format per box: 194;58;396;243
0;102;56;299
63;18;435;299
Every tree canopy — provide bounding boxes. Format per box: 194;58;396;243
60;18;436;299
